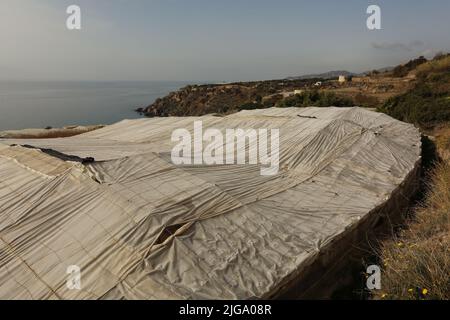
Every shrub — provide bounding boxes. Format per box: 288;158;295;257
378;82;450;127
392;56;428;78
354;93;379;108
379;56;450;127
277;90;354;108
416;55;450;79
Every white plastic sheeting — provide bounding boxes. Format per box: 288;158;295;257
0;107;421;299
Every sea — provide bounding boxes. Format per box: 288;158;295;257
0;81;189;131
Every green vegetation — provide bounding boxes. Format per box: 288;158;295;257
143;78;320;117
276;90;354;108
378;81;450;126
378;55;450;127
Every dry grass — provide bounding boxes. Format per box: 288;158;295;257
0;125;104;139
374;125;450;300
434;125;450;161
416;55;450;78
373;54;450;299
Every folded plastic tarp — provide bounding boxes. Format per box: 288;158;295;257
0;107;421;299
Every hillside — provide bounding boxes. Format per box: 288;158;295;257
373;55;450;300
138;78;321;117
378;54;450;127
139;60;419;118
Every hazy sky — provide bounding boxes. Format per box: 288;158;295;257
1;0;449;82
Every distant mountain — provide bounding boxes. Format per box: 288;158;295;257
285;70;356;80
286;66;397;80
374;66;394;73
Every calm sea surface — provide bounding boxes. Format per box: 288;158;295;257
0;81;189;131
